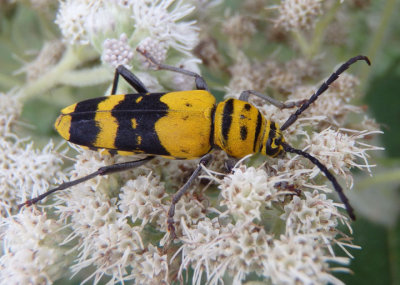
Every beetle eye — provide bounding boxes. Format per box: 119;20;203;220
275;137;282;145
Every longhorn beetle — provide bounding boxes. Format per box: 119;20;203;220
19;49;370;237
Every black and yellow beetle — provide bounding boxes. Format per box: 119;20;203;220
19;49;370;236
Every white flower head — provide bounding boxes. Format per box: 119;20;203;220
0;138;64;214
218;165;287;222
118;173;167;227
130;244;168;284
274;0;324;32
303;128;384;187
288;85;362;126
132;0;198;54
225;52;269;99
102;33;134;68
0;92;22;135
56;1;131;47
55;0;92;45
282;190;349;236
0;207;69;284
70;216;145;284
179;220;271;285
267;234;349;285
222;14;256;46
138;36;169;63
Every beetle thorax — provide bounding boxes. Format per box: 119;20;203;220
213;99;267;158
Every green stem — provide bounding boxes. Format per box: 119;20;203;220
292;0;342;59
17;46;98;101
359;0;398;93
59;66;112;87
291;30;310;57
309;0;342;57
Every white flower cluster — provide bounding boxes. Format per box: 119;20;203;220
56;0;198;64
275;0;324;32
175;158;358;284
132;0;198;54
282;191;348;237
0;93;21;134
53;149;168;283
267;234;349;285
222;14;256;46
0;138;64;212
0;207;68;284
48;147;210;282
219;166;285;221
102;34;134;68
179;217;350;285
119;173;167;227
304;128;384;186
0;93;64;215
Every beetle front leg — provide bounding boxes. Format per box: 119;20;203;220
112;65;149;94
136;48;210;91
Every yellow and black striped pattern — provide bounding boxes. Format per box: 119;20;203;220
214;99;265;158
213;99;284;158
55;90;284;160
55;90;215;159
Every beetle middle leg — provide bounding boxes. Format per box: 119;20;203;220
239;90;306;109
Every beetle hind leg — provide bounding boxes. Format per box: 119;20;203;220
167;154;212;240
17;156;155;210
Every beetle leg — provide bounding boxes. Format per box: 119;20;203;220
18;156;155;210
239;90;306;109
224;157;238;173
167;153;212;240
136;48;210;91
112;65;149;94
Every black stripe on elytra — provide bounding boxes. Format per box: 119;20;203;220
209;105;216;148
221;99;234;141
265;121;279;156
69;97;107;147
240;126;248;140
253;112;263;152
112;93;170;155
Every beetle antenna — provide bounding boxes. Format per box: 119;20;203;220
280;55;371;131
281;142;356;220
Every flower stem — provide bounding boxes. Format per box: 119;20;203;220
358;0;398;93
18;46;98;101
59;66;112;87
309;0;342;57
